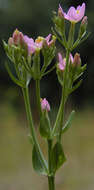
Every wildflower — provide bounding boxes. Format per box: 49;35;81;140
58;52;80;71
41;98;50;112
35;36;44;49
23;35;36;55
59;3;85;23
45;34;55;46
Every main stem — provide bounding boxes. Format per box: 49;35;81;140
22;86;48;172
48;140;55;190
35;79;55;190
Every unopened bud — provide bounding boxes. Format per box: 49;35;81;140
13;29;24;46
81;16;88;25
79;16;88;39
41;98;50;112
8;37;14;46
73;53;81;66
58;4;64;17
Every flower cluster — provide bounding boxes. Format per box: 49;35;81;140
8;29;55;56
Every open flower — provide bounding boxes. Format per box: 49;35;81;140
59;3;85;23
41;98;50;112
35;36;44;49
23;35;36;55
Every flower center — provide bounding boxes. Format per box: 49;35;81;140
35;36;44;43
76;10;79;14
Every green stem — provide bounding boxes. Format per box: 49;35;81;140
48;140;55;190
48;176;55;190
52;49;70;141
58;49;70;141
22;86;48;172
35;79;42;118
68;22;75;49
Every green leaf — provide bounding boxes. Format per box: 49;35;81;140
70;79;83;94
62;110;75;134
32;145;47;176
51;142;66;173
5;62;25;88
39;114;51;139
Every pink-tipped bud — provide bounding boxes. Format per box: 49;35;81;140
8;37;14;46
58;53;66;71
73;53;81;66
58;4;64;17
13;29;24;46
81;16;88;25
41;98;50;112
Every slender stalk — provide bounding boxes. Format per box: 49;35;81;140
52;49;70;141
22;86;48;172
35;79;42;118
58;50;70;141
48;140;55;190
68;22;75;49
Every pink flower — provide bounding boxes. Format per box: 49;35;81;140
41;98;50;112
59;3;85;23
58;53;76;71
35;36;44;49
23;35;36;55
45;34;55;46
58;53;66;71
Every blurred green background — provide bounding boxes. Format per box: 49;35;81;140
0;0;94;189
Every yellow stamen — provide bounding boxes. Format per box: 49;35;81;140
76;10;79;14
35;36;44;43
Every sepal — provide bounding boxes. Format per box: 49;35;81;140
39;112;51;139
41;38;56;78
53;13;67;48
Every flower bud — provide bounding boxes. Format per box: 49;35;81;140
58;53;66;71
8;37;14;46
58;4;64;18
81;16;88;26
13;29;24;46
41;98;50;112
78;16;88;39
73;53;81;66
